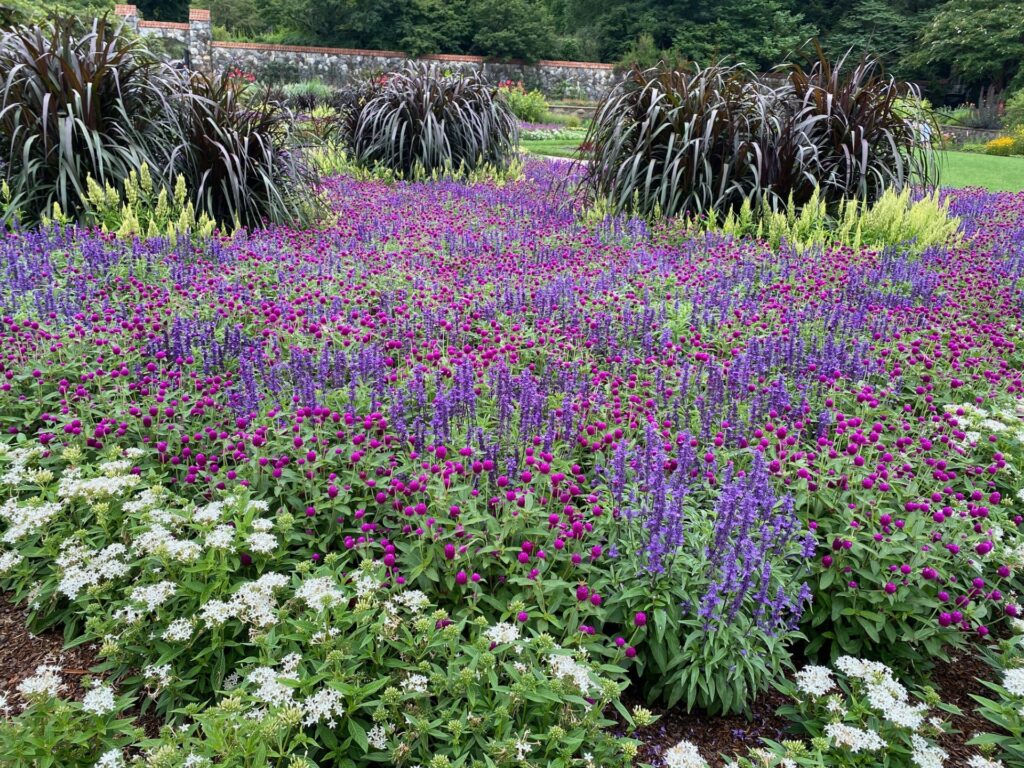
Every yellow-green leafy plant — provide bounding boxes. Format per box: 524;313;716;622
82;164;216;240
715;187;959;253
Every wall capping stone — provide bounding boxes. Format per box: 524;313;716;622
117;6;617;98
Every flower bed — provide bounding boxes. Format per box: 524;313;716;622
0;160;1023;767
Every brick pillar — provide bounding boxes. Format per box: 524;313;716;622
113;4;140;33
188;9;213;72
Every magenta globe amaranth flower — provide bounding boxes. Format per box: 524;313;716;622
634;611;647;627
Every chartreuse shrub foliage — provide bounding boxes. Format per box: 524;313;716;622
711;187;960;252
584;48;937;219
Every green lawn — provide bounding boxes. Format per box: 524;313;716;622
522;142;1024;192
521;138;584;159
939;151;1024;191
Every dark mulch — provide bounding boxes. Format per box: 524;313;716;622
0;594;165;738
930;648;998;764
0;593;99;706
623;686;791;767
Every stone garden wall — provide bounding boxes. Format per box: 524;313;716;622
114;4;617;99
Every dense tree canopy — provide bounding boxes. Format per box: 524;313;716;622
3;0;1021;99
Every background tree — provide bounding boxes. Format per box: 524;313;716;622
468;0;558;61
904;0;1024;95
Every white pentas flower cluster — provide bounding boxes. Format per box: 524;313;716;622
484;622;521;645
205;525;235;551
163;617;194;642
133;523;201;563
94;749;125;768
1004;667;1024;697
58;463;141;501
130;581;177;612
301;686;345;727
910;733;947;768
835;656;929;730
797;657;952;766
0;445;43;485
824;723;886;752
663;739;708;768
246;518;278;554
967;756;1006;768
547;652;597;694
199;572;289;629
794;664;836;697
0;549;23;573
57;542;130;600
1;497;64;544
295;576;346;611
82;683;117;716
17;664;64;699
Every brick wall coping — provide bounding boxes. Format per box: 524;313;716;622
139;20;189;30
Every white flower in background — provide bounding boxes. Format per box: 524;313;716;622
247;499;270;512
59;541;131;600
58;471;140;500
824;723;886;752
980;419;1008;433
968;756;1006;768
98;459;132;476
354;572;378;598
367;723;389;750
1005;668;1024;697
163;618;194;642
246;532;277;554
835;656;891;681
193;501;226;524
0;549;23;573
251;518;274;532
247;667;295;708
280;653;302;676
795;665;836;697
663;739;708;768
199;572;288;629
910;734;946;768
402;674;429;694
205;525;235;550
123;487;168;515
394;589;430;613
82;684;117;716
547;653;596;693
130;581;177;612
94;749;124;768
112;605;143;624
302;687;345;727
133;524;201;562
122;447;146;459
143;663;172;690
17;664;63;698
296;576;345;610
0;446;42;484
513;734;533;762
0;693;11;717
1;498;64;543
484;622;520;645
